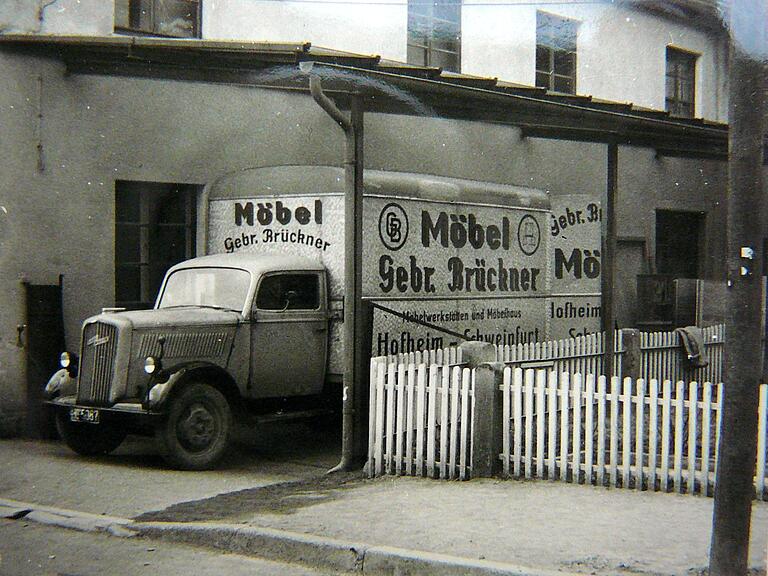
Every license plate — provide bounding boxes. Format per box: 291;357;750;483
70;407;100;424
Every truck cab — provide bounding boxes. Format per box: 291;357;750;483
46;252;332;470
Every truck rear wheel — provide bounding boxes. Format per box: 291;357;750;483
157;383;231;470
55;412;127;456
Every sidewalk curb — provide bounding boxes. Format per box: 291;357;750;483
131;521;573;576
2;498;574;575
0;498;135;537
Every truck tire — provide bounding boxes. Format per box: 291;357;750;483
55;412;127;456
157;383;231;470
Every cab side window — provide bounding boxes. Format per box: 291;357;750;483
255;274;320;311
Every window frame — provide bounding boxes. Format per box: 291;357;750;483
535;11;578;95
665;46;698;119
115;181;199;310
407;0;462;73
114;0;202;39
254;272;322;313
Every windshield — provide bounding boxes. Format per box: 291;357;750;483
157;267;251;312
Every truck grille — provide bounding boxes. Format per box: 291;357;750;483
77;322;118;406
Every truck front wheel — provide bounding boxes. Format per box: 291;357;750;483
157;383;231;470
55;412;127;456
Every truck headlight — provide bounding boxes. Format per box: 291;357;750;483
60;352;78;377
144;356;162;375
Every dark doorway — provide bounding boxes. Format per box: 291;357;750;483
655;210;704;278
115;181;200;309
23;277;65;438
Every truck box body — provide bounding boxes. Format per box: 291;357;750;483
206;165;557;376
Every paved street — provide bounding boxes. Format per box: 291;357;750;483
0;421;340;518
0;519;336;576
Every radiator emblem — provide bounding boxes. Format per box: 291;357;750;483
87;334;110;347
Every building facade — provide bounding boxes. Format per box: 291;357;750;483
0;1;737;435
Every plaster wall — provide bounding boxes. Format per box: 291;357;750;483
461;1;728;121
202;0;728;122
0;0;112;35
0;50;727;432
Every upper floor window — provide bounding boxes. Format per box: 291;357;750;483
666;47;697;118
535;11;577;94
115;0;201;38
407;0;461;72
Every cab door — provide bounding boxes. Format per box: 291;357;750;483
249;271;327;398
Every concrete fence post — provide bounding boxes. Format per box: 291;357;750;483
471;362;505;478
621;328;641;381
460;341;497;368
461;337;504;478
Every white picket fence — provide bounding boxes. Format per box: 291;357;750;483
367;359;474;479
640;324;725;385
380;324;726;387
502;368;768;500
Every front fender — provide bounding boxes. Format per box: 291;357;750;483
44;368;77;400
146;362;237;410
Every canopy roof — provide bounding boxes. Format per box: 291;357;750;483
0;34;728;159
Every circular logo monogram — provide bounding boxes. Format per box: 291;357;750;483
517;215;541;256
378;203;408;251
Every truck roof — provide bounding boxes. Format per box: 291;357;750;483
207;165;550;210
166;252;325;275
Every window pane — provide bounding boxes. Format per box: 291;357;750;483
431;48;459;72
535;71;551;90
554;75;574;94
116;265;142;303
256;274;319;310
553;49;574;77
116;224;142;263
155;0;198;37
116;187;141;222
408;44;428;66
536;46;551;74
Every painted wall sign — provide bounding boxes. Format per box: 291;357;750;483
548;195;603;339
208;192;553;364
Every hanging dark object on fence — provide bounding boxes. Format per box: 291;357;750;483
675;326;709;369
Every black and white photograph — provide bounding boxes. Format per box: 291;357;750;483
0;0;766;574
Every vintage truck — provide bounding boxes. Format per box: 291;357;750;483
46;165;567;469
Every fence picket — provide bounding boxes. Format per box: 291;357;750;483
449;366;460;479
648;379;659;492
701;382;712;497
635;379;646;491
622;377;632;489
426;365;438;478
661;380;672;492
688;382;698;494
597;375;607;486
415;365;427;477
585;374;594;485
547;372;558;480
405;364;416;476
502;367;511;478
385;364;397;475
525;369;534;479
674;380;685;493
439;366;450;479
374;362;386;476
572;373;583;484
609;376;619;487
513;368;523;478
560;373;570;482
536;370;546;479
395;364;406;475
